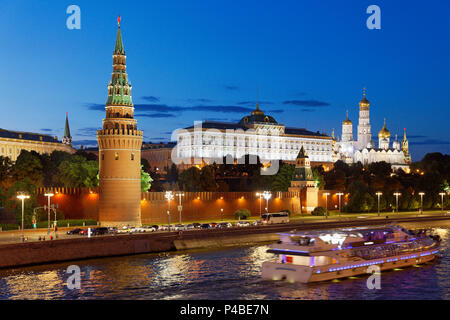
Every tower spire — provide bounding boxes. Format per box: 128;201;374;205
62;112;72;146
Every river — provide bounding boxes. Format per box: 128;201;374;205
0;227;448;300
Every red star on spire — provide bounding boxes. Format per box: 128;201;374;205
118;15;121;27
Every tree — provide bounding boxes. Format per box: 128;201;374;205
178;167;201;191
234;208;251;220
200;165;217;191
141;166;153;192
5;178;38;227
0;156;13;188
312;166;325;189
271;163;295;191
166;163;179;183
12;150;43;186
56;155;98;188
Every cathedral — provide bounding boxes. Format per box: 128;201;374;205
335;89;411;171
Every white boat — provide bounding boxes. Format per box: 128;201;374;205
261;225;440;283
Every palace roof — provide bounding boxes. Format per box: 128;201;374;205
0;128;59;143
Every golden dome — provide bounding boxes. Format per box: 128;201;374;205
359;88;370;110
378;119;390;138
251;103;264;116
342;109;352;125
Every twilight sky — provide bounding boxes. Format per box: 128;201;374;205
0;0;449;161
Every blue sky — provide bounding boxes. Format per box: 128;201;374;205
0;0;449;161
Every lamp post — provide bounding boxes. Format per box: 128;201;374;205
418;192;425;214
394;192;401;214
336;192;344;217
439;192;446;213
220;208;224;221
44;191;54;235
17;192;30;242
256;192;263;216
165;191;174;230
175;192;184;225
323;192;330;219
263;191;272;213
376;192;382;217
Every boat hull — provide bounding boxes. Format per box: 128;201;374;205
262;252;438;283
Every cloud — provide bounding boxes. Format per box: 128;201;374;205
72;140;98;147
408;135;427;139
86;103;105;111
135;113;177;118
224;85;239;91
237;101;274;105
189;105;253;113
40;128;53;132
268;109;284;114
141;96;160;102
76;127;100;137
187;98;214;103
283;100;330;107
411;139;450;145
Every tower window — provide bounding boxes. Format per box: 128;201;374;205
131;153;134;161
115;152;119;160
101;153;104;160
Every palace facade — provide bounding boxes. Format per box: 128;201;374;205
174;103;335;168
0;113;74;161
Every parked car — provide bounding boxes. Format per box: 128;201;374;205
252;220;263;226
79;229;89;235
200;223;211;229
185;224;195;230
236;221;250;227
159;225;169;231
92;227;109;235
209;222;218;228
151;225;159;231
217;222;232;228
174;224;187;231
66;228;82;235
117;226;130;234
142;226;156;232
108;227;118;234
192;223;202;229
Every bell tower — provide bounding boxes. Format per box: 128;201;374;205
97;17;143;226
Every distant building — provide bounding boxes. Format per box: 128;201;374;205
0;115;74;161
335;89;411;171
175;103;335;169
141;142;176;173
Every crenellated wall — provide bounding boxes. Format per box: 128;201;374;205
36;188;343;225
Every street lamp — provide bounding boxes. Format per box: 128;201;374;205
323;192;330;219
220;208;224;221
256;192;263;216
263;191;272;213
375;192;382;217
418;192;425;214
44;191;54;235
439;192;446;213
165;191;174;230
175;192;184;225
17;192;30;242
336;192;344;217
393;192;401;214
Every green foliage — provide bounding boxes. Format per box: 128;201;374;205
346;180;375;212
0;156;13;185
36;219;97;228
200;166;217;191
271;164;295;191
178;167;202;191
311;206;326;216
56;155;99;188
141;166;153;192
312;167;325;189
12;151;43;186
234;208;251;220
0;224;20;231
5;178;38;228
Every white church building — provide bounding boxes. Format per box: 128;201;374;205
335;89;411;171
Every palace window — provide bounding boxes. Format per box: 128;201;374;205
115;152;119;160
131;153;134;161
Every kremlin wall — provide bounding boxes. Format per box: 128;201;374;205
35;188;343;225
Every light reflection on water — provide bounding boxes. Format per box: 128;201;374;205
0;228;448;300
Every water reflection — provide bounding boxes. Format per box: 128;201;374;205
0;228;448;300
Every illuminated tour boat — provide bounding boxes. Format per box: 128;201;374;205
261;225;440;283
